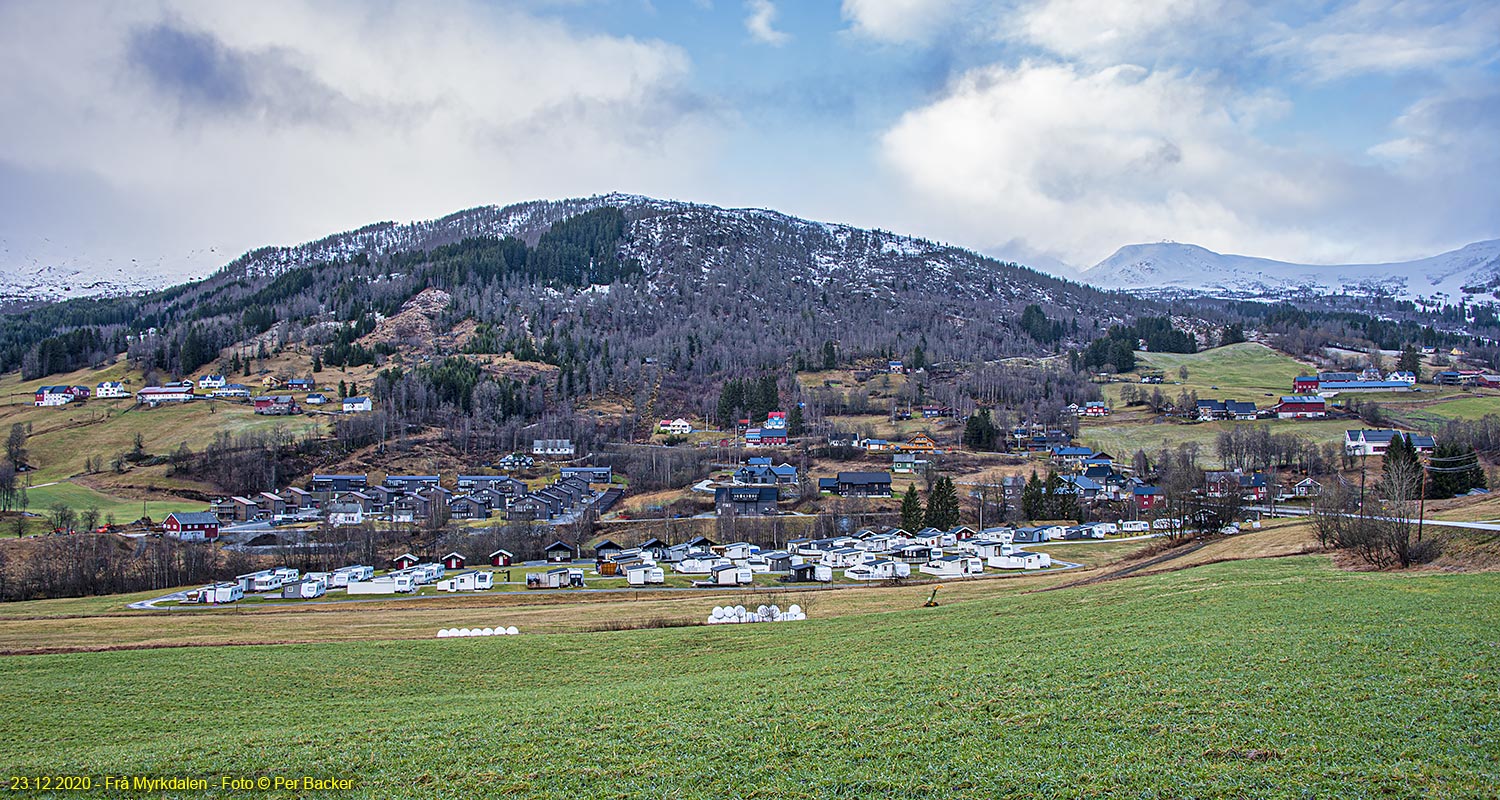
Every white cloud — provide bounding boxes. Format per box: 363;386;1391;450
841;0;972;44
1012;0;1234;64
745;0;789;46
878;59;1495;266
0;0;723;278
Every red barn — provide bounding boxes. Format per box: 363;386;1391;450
1293;376;1320;393
1133;485;1161;511
162;512;221;541
1273;396;1327;419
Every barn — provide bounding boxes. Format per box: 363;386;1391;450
162;512;221;541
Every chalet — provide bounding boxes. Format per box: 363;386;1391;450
489;549;514;567
33;386;75;407
441;552;467;570
560;466;613;484
446;495;490;520
342;396;373;413
835;471;892;498
506;494;554;521
593;539;624;560
253;395;298;415
1344;429;1436;456
904;432;939;453
386;474;440;491
715;486;779;516
1133;485;1162;511
1061;474;1103;500
163;512;220;541
544;541;576;563
95;381;130;399
736;462;797;485
212;384;252;398
137;386;195;405
311;474;367;493
498;453;535;471
390;553;420;570
532;438;575;457
1273;396;1327;419
1082;401;1111;417
658;418;693;435
197;374;227;389
390;495;432;523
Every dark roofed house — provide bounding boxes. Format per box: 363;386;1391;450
544;540;576;563
311;474;368;493
593;539;624;560
715;486;780;516
836;472;893;498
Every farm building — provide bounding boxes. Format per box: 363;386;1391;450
136;386;195;405
95;381;130;399
162;512;221;541
342;397;373;413
1273;396;1327;419
253;395;299;415
1344;430;1436;456
33;386;77;407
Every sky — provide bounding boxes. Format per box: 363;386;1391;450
0;0;1496;284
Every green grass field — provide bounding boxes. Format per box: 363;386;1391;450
21;482;197;523
1125;342;1312;398
0;556;1494;798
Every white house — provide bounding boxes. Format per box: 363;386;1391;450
198;374;227;389
658;418;693;435
327;502;365;527
95;381;130;399
819;547;868;568
918;555;984;578
343;396;373;413
34;386;75;407
675;553;731;575
722;542;759;560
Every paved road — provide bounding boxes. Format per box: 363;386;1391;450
1031;532;1166;546
1252;506;1500;532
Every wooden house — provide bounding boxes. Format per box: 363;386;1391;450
391;553;420;570
441;552;467;570
489;549;515;567
543;541;576;563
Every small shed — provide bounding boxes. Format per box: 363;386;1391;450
442;552;467;570
391;552;420;570
489;549;514;567
593;539;624;560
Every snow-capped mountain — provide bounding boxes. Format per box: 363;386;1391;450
1079;239;1500;301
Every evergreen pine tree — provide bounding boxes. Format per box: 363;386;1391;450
900;484;925;532
1021;471;1044;521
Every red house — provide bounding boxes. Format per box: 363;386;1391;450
162;512;221;541
391;552;420;569
1133;485;1161;511
1273;396;1327;419
489;549;514;567
1293;376;1320;393
441;552;466;570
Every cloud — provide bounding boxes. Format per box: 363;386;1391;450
878;59;1496;266
0;0;724;279
841;0;970;44
745;0;789;46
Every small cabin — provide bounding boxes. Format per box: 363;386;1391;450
489;549;514;567
442;552;467;570
391;552;420;570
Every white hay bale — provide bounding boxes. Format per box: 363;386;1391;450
481;627;495;636
788;604;802;616
505;626;519;635
436;629;450;638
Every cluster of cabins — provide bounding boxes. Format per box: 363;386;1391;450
1193;396;1330;421
193;468;620;533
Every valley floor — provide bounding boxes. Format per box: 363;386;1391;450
0;527;1494;798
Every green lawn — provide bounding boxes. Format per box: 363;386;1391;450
22;481;200;523
1;556;1494;798
1080;417;1355;460
1123;342;1313;399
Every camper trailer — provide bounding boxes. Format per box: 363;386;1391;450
280;578;327;599
436;571;495;592
625;564;666;586
191;582;243;604
346;573;417;594
329;565;374;587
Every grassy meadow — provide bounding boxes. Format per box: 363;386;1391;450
0;555;1494;798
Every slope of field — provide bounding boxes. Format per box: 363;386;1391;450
0;556;1494;798
1129;342;1312;397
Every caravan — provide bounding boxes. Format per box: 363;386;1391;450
346;573;418;594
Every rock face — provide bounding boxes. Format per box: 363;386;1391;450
361;287;452;353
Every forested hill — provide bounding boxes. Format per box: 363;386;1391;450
0;195;1164;447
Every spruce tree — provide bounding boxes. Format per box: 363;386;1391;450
900;484;925;532
923;476;960;530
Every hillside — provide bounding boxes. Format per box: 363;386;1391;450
1080;239;1500;301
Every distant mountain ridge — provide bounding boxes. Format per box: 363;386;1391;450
1079;239;1500;301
